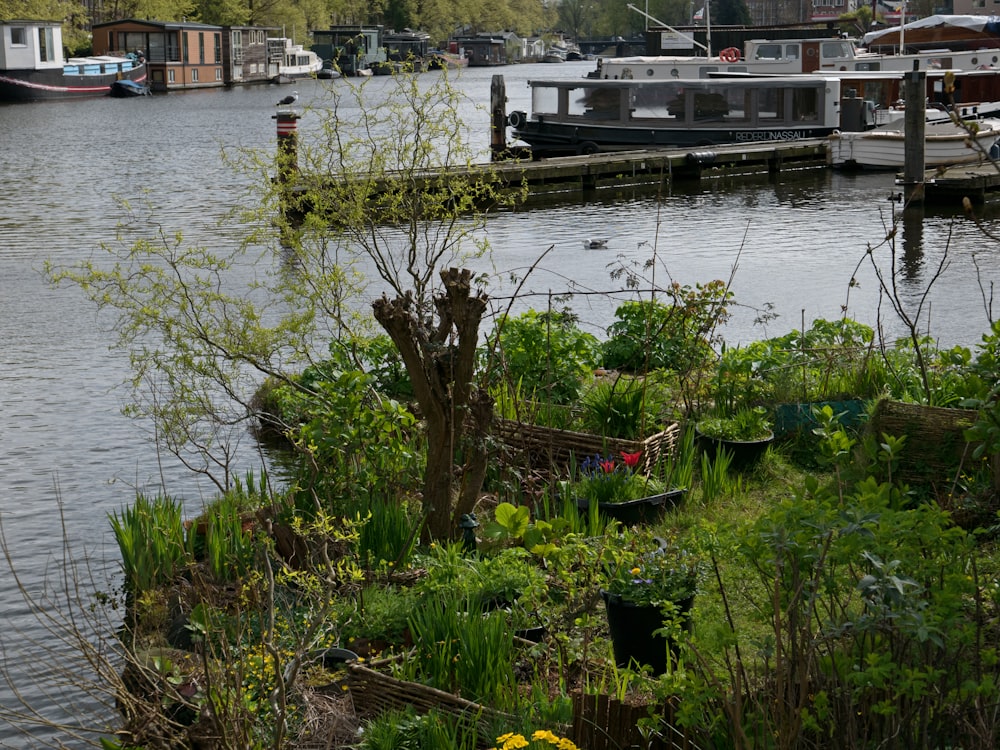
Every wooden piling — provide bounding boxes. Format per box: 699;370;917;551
902;62;926;203
490;74;508;161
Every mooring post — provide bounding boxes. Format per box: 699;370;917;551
273;110;303;247
902;61;926;204
273;110;301;184
490;74;508;161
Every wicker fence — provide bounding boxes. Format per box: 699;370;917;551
867;399;978;485
494;419;681;476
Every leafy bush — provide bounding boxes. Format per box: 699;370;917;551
489;309;601;405
602;283;732;374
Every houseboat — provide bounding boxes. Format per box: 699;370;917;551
312;26;386;76
589;34;1000;82
0;20;146;102
507;75;842;157
92;19;226;92
268;37;322;81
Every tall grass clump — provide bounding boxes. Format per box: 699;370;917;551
405;594;519;710
109;493;189;594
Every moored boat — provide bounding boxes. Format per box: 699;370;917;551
110;78;151;97
590;31;1000;82
1;20;146;102
507;75;842;157
828;115;1000;170
268;37;322;81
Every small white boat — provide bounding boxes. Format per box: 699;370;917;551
269;38;322;80
828;115;1000;170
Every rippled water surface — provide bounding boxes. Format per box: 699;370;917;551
2;60;999;747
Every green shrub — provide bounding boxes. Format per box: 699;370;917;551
488;309;600;405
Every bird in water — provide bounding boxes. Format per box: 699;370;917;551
584;238;608;249
276;91;299;106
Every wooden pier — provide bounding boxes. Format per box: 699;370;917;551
919;161;1000;204
487;139;830;199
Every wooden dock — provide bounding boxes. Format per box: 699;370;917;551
919;161;1000;204
488;139;830;198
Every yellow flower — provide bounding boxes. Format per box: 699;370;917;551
630;566;641;575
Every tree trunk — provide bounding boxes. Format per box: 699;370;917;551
372;268;493;541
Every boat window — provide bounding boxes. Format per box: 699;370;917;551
629;82;684;119
784;45;799;60
822;41;852;59
758;88;785;121
703;84;747;123
755;44;783;61
791;87;820;122
573;86;622;119
531;85;561;116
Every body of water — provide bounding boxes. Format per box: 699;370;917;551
1;60;998;747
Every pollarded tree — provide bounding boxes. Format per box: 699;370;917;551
279;71;527;540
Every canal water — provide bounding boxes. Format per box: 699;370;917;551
1;60;998;747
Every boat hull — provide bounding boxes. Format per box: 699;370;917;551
0;64;147;102
513;120;837;156
829;117;1000;169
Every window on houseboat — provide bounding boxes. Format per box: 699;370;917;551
573;85;622;119
531;85;561;117
758;88;785;121
10;27;26;46
784;44;800;60
822;41;853;59
629;82;683;119
38;26;55;61
791;87;820;121
697;85;739;123
754;44;782;61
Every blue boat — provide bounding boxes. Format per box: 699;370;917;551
110;79;151;98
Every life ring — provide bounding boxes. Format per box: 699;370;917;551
719;47;740;63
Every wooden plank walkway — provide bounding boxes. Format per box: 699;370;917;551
489;139;831;198
919;161;1000;204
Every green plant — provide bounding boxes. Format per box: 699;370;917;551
696;406;773;442
601;529;699;606
602;285;732;376
405;594;519;710
569;452;665;505
578;376;667;440
489;309;601;405
109;493;191;595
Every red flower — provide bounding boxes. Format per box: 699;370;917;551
620;450;642;469
599;458;616;474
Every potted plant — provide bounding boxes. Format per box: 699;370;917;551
695;405;774;471
568;449;685;525
600;531;699;674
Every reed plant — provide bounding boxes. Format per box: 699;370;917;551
203;494;257;582
699;450;732;504
109;493;190;595
405;594;519;711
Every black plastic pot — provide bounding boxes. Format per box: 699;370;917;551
576;488;686;525
601;591;693;675
695;428;774;471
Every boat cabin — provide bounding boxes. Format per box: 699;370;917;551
592;36;1000;81
312;26;386;75
509;75;842;156
1;20;67;71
